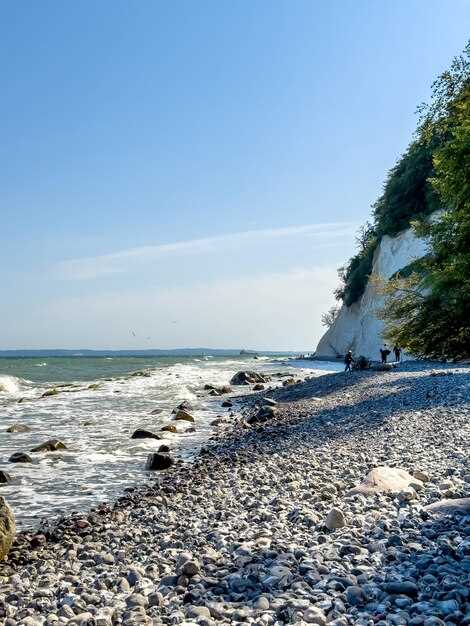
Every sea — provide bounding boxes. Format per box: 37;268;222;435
0;353;341;529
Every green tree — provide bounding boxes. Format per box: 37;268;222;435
380;48;470;360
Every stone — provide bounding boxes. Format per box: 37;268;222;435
41;388;59;397
176;400;193;412
150;408;163;415
222;400;233;407
30;439;67;452
325;507;346;530
345;586;365;606
6;423;31;433
347;466;423;496
413;469;430;482
145;453;174;470
131;429;161;440
9;451;33;463
181;560;200;576
158;445;170;453
253;383;265;391
303;606;327;625
230;371;269;385
174;410;195;423
161;424;178;433
0;496;16;560
0;470;12;483
424;497;470;515
383;582;419;596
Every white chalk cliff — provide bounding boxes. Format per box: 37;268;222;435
316;226;430;360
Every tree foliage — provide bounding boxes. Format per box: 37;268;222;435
380;45;470;360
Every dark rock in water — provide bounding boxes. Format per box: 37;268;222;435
383;581;419;596
150;408;163;415
230;371;269;385
9;452;33;463
174;410;195;422
222;400;233;407
131;429;161;440
146;453;174;470
204;384;215;390
161;424;178;433
0;496;16;560
30;439;67;453
209;389;221;396
6;423;31;433
0;471;12;484
176;400;193;412
253;383;265;391
41;388;59;398
217;385;232;394
158;445;170;453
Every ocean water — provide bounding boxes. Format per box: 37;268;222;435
0;354;341;528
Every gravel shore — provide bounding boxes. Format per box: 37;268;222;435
1;361;469;626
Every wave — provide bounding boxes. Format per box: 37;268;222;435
0;374;27;395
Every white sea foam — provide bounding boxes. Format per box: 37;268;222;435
0;356;341;528
0;374;26;395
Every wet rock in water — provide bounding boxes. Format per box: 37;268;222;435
6;423;31;433
424;497;470;515
222;400;233;407
209;388;221;396
176;400;193;412
0;471;12;484
217;385;232;394
30;439;67;453
41;388;59;398
9;452;32;463
253;383;265;390
347;466;423;496
161;424;178;433
150;408;163;415
174;409;195;422
283;377;296;386
325;507;346;529
145;453;174;470
0;496;16;560
130;429;161;440
158;444;170;453
230;370;269;385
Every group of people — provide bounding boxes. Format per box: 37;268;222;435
344;344;401;372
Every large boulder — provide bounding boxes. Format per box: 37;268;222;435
6;423;31;433
230;371;269;385
131;429;161;440
9;452;32;463
424;498;470;516
0;497;15;560
174;410;195;423
173;400;193;413
145;453;174;471
30;439;67;453
347;466;423;496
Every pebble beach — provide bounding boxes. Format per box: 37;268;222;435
1;361;469;626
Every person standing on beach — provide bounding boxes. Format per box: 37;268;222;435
344;350;354;372
393;346;401;362
380;344;390;363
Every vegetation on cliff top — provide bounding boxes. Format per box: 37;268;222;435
333;41;470;360
381;46;470;360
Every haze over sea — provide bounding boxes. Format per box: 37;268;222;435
0;352;341;528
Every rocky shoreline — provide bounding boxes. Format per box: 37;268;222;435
1;362;469;626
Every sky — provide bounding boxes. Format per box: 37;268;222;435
1;1;469;351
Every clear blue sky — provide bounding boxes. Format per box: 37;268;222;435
1;1;469;350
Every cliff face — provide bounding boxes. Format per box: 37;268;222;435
316;227;430;360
